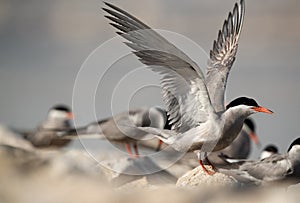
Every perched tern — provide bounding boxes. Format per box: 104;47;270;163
219;138;300;184
23;105;74;148
103;0;273;174
65;107;170;157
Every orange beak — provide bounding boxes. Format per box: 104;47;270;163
252;106;273;114
248;132;261;147
67;112;74;119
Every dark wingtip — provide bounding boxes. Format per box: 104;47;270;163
103;1;113;8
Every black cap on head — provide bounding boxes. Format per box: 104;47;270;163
244;118;255;132
226;97;259;110
287;137;300;152
51;105;71;113
263;144;278;153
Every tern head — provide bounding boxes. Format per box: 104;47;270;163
264;145;279;154
260;144;278;160
226;97;273;116
47;105;74;121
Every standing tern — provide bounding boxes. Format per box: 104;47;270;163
219;138;300;184
23;105;74;148
103;0;273;174
65;107;170;157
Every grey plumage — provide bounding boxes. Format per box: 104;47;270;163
206;1;245;113
23;105;74;148
64;107;169;152
219;138;300;184
103;0;272;174
207;118;256;166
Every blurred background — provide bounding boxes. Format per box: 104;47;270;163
0;0;299;158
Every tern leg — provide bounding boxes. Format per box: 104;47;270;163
204;154;217;173
125;143;134;158
133;142;139;158
155;139;163;151
196;151;215;176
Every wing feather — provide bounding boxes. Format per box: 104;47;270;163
103;2;215;132
206;0;245;112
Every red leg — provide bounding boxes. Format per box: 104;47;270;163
133;143;139;158
205;156;217;172
156;139;163;151
198;159;215;176
125;143;134;158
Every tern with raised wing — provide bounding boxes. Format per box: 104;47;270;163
103;0;273;174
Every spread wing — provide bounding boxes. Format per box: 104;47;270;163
103;2;215;133
206;0;245;112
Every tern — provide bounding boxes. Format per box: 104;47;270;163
260;144;278;160
65;107;171;157
219;138;300;184
220;142;277;165
103;0;273;174
23;105;74;148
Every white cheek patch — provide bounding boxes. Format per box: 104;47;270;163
260;151;274;160
48;110;68;119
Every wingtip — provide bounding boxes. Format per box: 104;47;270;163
103;1;112;7
240;0;246;15
102;7;110;13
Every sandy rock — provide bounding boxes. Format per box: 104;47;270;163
41;150;107;179
176;165;236;188
100;156;177;187
0;125;33;150
0;143;107;183
116;177;154;191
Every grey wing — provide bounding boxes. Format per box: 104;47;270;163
240;154;293;181
103;2;215;133
206;0;245;112
218;168;262;184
